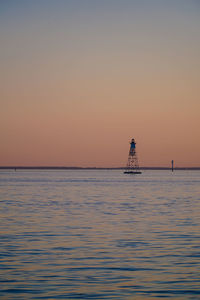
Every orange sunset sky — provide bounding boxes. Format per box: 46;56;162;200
1;0;200;167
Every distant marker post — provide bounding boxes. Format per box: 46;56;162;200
171;160;174;172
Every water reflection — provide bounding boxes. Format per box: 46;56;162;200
0;170;200;299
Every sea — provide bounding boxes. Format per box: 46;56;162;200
0;169;200;299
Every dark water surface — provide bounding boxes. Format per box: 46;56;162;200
0;170;200;299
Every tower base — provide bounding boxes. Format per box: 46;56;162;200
124;170;142;174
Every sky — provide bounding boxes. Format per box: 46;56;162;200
1;0;200;167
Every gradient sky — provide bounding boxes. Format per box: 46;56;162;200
1;0;200;167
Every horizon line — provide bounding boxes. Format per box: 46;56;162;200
0;166;200;170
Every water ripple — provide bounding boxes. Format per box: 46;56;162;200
0;170;200;299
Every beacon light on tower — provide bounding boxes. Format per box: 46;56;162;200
124;138;142;174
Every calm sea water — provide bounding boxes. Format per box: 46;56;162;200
0;170;200;299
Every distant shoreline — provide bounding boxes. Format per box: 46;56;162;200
0;166;200;170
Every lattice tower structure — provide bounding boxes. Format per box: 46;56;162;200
126;138;140;171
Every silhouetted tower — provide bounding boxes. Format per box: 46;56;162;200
124;138;142;174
